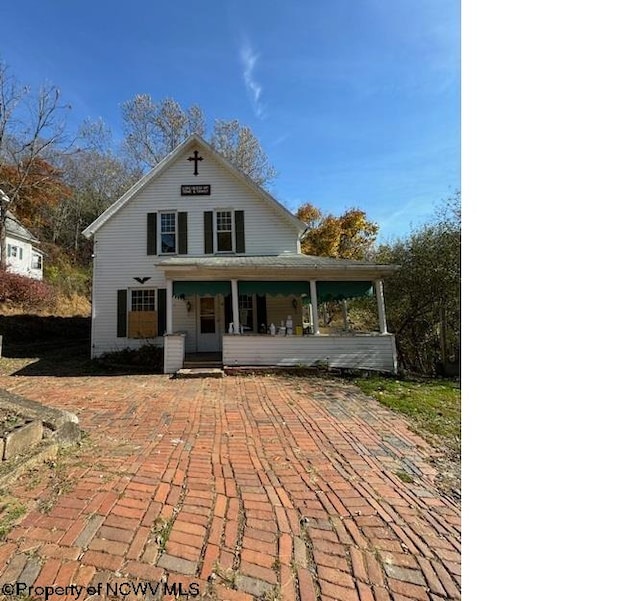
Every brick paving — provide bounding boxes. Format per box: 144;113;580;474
0;373;460;600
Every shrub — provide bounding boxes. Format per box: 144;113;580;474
0;270;56;310
94;343;163;373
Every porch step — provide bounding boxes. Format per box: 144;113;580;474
182;361;223;369
175;367;225;379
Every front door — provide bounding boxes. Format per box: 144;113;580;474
196;296;221;352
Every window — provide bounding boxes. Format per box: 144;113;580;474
160;212;176;254
239;294;254;331
131;289;156;312
7;244;20;259
129;289;157;338
31;254;42;270
216;210;233;252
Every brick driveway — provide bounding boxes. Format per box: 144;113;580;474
0;373;460;600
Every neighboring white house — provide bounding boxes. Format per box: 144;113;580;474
1;190;44;280
82;134;398;373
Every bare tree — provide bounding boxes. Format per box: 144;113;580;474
121;94;206;170
120;95;277;188
35;118;139;261
211;119;277;188
0;61;71;269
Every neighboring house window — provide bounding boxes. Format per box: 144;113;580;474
128;289;157;338
160;212;176;254
7;244;22;259
31;254;42;270
216;210;233;252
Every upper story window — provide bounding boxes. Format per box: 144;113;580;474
147;212;187;256
160;212;176;254
203;209;244;255
216;210;233;252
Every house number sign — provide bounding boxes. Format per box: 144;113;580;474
180;185;211;196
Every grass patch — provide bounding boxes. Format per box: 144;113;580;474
395;470;415;484
354;376;461;496
0;499;27;540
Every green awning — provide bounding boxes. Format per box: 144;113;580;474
238;281;311;297
173;281;231;298
317;281;373;303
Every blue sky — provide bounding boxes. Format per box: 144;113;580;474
0;0;459;242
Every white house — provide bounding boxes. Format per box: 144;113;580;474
1;190;44;280
82;134;398;373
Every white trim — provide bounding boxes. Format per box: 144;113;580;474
231;279;240;334
310;280;320;336
166;279;173;335
375;280;388;335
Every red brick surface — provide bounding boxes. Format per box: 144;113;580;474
0;374;460;599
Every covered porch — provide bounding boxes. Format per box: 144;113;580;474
157;254;398;374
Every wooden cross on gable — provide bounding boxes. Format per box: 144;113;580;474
188;150;203;176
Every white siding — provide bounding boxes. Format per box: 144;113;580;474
223;334;397;373
172;295;197;352
164;333;186;373
89;140;301;356
5;235;43;280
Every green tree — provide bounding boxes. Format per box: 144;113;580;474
376;191;461;375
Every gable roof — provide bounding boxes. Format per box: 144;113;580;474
82;134;307;238
1;189;40;244
6;212;39;244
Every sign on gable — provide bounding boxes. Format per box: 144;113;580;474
180;185;211;196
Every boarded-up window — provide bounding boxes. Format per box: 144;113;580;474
128;289;158;338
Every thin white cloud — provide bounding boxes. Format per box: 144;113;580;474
240;39;265;118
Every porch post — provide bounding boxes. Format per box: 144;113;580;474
309;280;320;335
342;299;349;331
231;279;240;334
166;278;173;335
375;279;388;335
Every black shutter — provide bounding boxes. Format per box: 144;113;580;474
256;295;267;331
178;212;188;254
117;290;127;338
204;211;213;254
157;288;167;335
235;210;245;253
224;294;233;331
147;213;157;255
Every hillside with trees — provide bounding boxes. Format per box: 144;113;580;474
1;60;460;376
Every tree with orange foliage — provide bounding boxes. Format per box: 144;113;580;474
296;203;379;260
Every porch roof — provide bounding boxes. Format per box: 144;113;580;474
156;253;398;279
